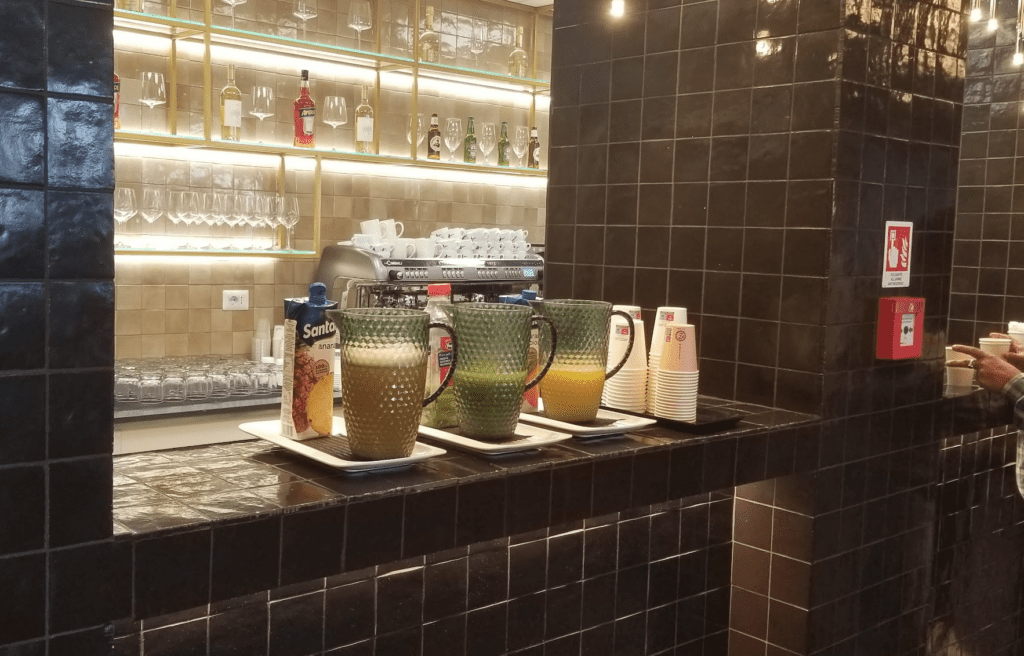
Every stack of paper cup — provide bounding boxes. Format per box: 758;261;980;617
602;307;647;412
1008;322;1024;347
979;337;1012;356
653;323;698;422
647;307;687;414
944;345;974;389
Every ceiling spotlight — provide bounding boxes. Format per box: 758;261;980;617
610;0;625;17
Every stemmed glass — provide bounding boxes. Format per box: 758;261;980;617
251;86;275;144
222;194;244;249
140;188;165;248
221;0;246;29
348;0;373;51
167;190;186;247
293;0;317;40
140;72;167;132
478;122;496;165
250;194;274;250
114;187;137;248
513;125;529;167
233;194;253;250
323;96;348;151
277;196;300;251
444;117;462;163
210;192;231;249
406;113;425;154
175;190;200;249
470;20;486;65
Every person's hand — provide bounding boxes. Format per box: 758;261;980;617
1004;352;1024;370
988;332;1022;353
947;345;1022;392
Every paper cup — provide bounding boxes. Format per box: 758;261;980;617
945;366;974;387
659;324;698;373
979;337;1011;357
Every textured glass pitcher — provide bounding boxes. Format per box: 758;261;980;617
326;308;456;459
533;299;635;423
442;303;556;440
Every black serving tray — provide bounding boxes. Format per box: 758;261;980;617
600;404;745;435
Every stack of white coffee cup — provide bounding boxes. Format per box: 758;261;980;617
602;305;647;413
351;218;435;258
647;307;687;414
653;322;699;422
430;227;531;259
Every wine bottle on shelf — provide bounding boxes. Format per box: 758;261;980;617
509;26;529;78
293;69;316;148
355;86;375;154
427;113;442;160
114;73;121;130
420;6;440;63
528;126;540;169
497;121;510;167
220;64;242;142
463;116;477;164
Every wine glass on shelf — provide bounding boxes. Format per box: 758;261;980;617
140;187;165;248
323;96;348;151
114;187;137;248
222;194;244;249
221;0;246;29
140;72;167;132
167;190;185;247
348;0;373;51
406;113;425;155
251;86;275;144
210;192;231;249
277;196;300;251
478;122;496;165
251;194;274;250
444;117;462;163
293;0;317;40
513;125;529;167
470;20;486;65
180;190;201;249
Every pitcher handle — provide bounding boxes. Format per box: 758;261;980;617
524;315;557;392
605;310;635;379
423;322;458;407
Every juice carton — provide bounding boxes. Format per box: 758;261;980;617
281;282;338;439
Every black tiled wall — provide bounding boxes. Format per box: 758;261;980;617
546;0;837;412
112;493;734;656
0;0;116;651
948;15;1024;342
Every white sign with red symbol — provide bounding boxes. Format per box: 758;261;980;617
882;221;913;289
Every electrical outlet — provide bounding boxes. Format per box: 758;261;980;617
223;290;249;311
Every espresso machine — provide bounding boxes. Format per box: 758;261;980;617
313;244;544;309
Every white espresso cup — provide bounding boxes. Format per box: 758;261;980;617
369;242;393;257
413;237;438;258
385;238;416;258
352;234;377;250
360;219;382;238
381;219;405;238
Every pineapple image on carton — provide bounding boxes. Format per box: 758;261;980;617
281;283;339;439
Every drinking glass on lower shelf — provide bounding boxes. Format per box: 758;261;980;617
407;113;425;154
114;187;137;248
444;118;462;163
513;125;529;167
323;96;348;151
277;196;300;251
478;122;496;165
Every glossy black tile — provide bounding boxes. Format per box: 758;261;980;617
209;604;268;656
343;494;402;572
135;530;210;619
457;478;506;546
47;191;114;279
0;91;44;185
547;531;584;588
0;283;45;370
324;579;375;648
0;188;44;278
465;602;507;656
592;456;633;516
0;374;45;463
507;592;545;651
280;504;345;585
47;98;113;189
211;517;281;602
546;582;582;639
143;618;207;656
49;369;114;459
467;546;508;610
47;2;113;97
0;553;45;644
422;615;465;656
49;541;129;633
49;455;112;546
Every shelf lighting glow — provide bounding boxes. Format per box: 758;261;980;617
321;159;548;188
610;0;625;17
989;17;999;30
970;7;982;20
416;74;536;109
116;254;283;264
1015;50;1023;66
115;141;283;167
210;44;376;84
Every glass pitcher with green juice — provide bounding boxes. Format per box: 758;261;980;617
441;302;556;440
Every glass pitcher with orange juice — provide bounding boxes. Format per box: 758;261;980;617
533;299;635;423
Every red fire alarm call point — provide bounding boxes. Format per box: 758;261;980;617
876;297;925;360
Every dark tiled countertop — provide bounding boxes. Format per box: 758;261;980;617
111;396;819;621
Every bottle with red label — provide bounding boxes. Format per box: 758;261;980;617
421;284;458;428
114;73;121;130
293;69;316;148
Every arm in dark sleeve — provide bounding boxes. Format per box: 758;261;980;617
1003;374;1024;431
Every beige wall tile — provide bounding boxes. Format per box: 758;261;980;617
232;310;254;332
140;285;166;310
116;285;142;311
165;309;189;334
210;309;233;332
139;336;166;359
188;333;211;356
116;311;141;336
166;265;190;285
211;332;233;355
189;285;212;308
115;335;142;359
166;285;189;309
115;261;142;285
140;265;167;285
189;309;212;333
254;284;275;308
255;261;276;284
189;262;212;284
164;334;188;356
232;331;253;356
140;310;166;335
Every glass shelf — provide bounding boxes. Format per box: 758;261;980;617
115;247;316;258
